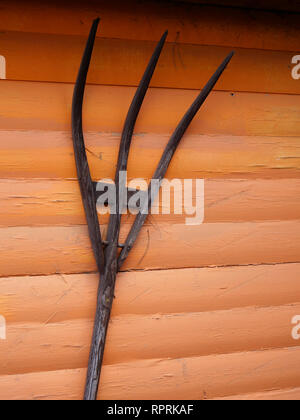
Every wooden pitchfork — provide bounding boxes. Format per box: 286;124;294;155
71;18;234;400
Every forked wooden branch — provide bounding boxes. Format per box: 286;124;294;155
72;18;234;400
117;50;234;269
72;19;167;400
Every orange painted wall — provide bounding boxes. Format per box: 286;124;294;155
0;0;299;400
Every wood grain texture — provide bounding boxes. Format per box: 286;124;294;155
1;131;299;180
0;346;299;400
0;303;299;375
0;82;299;137
0;221;299;277
0;32;298;94
1;264;299;324
1;178;299;227
214;387;300;400
0;1;299;51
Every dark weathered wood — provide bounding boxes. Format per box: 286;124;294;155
73;19;233;400
71;18;104;276
83;30;168;400
117;51;235;270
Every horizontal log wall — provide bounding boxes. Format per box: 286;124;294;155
0;1;299;49
0;346;300;400
0;303;299;375
0;0;299;400
0;222;299;276
0;33;298;94
0;83;299;136
0;264;299;322
1;178;299;226
1;131;299;180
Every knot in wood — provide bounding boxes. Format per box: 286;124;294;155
102;286;112;309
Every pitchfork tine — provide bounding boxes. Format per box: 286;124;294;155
105;30;168;247
118;51;235;269
71;18;105;275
